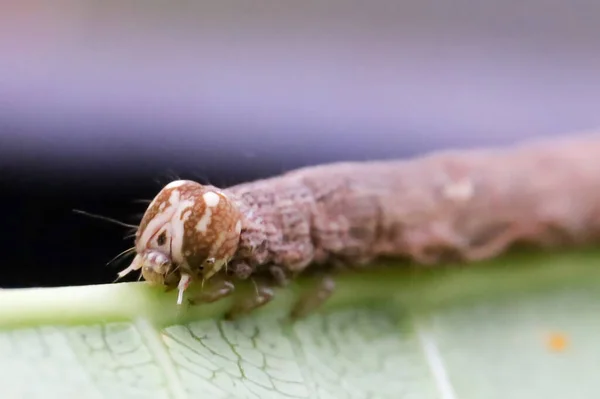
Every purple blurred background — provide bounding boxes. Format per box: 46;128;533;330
1;0;600;287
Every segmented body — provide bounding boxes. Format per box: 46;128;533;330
225;133;600;281
123;132;600;312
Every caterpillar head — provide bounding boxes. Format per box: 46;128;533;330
119;180;243;303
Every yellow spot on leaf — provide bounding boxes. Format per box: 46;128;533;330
546;332;569;352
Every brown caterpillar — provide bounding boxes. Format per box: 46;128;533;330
118;131;600;318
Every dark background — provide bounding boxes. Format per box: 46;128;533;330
2;0;600;288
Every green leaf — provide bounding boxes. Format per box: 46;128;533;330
2;248;600;398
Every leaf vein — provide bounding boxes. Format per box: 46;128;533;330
134;318;188;399
415;323;457;399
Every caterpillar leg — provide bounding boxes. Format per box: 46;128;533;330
224;283;275;320
290;275;336;320
269;265;291;287
187;279;235;305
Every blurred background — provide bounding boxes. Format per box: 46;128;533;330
1;0;599;288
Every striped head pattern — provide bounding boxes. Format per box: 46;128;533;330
118;180;243;303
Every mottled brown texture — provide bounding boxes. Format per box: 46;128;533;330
221;132;600;284
135;183;202;244
133;180;242;285
180;188;241;272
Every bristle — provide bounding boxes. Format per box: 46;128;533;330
106;246;136;267
131;199;152;204
73;209;139;229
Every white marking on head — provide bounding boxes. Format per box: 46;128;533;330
203;191;220;207
168;190;179;204
137;190;180;253
181;209;192;222
209;231;228;258
165;180;187;190
138;186;196;267
195;208;212;233
235;220;242;234
147;184;184;211
169;198;195;264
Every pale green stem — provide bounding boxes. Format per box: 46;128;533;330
1;247;599;330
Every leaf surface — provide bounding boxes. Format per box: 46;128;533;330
2;249;599;398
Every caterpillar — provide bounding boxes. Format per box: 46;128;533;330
117;131;600;319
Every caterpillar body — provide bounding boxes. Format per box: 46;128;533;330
119;132;600;318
